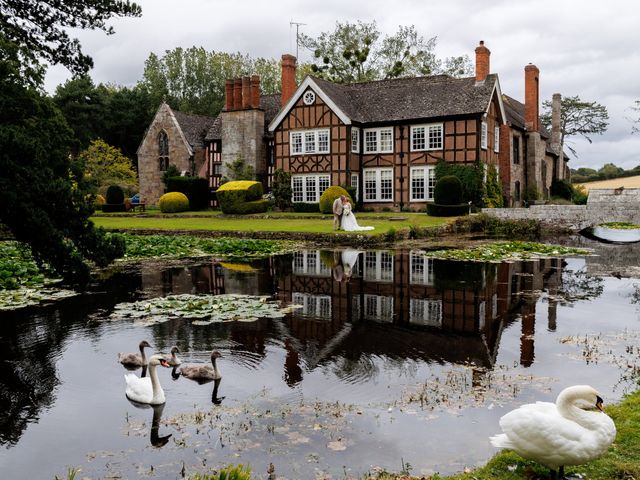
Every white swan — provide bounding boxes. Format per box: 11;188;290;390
490;385;616;478
181;351;222;384
124;354;171;405
118;340;152;369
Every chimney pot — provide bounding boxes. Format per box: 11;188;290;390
281;54;297;107
475;40;491;83
242;76;251;109
251;75;261;109
524;64;540;132
233;78;243;110
224;79;234;111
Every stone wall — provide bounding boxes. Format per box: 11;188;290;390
482;188;640;231
138;104;194;205
220;109;266;180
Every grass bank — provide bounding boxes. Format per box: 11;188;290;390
91;212;451;236
369;388;640;480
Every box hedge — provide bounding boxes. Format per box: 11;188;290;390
216;180;264;214
159;191;190;213
319;186;354;214
292;202;320;213
426;203;469;217
165;176;210;210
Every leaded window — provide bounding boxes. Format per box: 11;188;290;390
410;166;436;201
411;124;443;151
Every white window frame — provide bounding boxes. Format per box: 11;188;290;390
363;168;394;202
410;123;443;151
409;298;443;328
351;128;360;153
350;173;359;202
292;292;332;319
363;294;394;323
481;121;488;150
363;127;394;153
494;126;500;153
364;251;394;283
409;166;436;202
289;129;330;156
409;250;434;286
291;174;330;203
292;251;331;277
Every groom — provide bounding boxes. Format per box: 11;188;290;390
332;195;346;231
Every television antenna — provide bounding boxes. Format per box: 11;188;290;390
290;20;306;59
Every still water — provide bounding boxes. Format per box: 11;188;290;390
1;238;639;479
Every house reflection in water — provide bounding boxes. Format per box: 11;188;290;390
139;250;565;386
276;250;565;381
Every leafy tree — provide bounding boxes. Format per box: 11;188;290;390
0;52;124;286
78;139;138;195
0;0;141;78
540;95;609;159
597;163;624;179
299;21;472;83
140;48;282;117
222;156;255;183
0;1;136;286
482;165;504;208
272;169;292;211
53;75;107;153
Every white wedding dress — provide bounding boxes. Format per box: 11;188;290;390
341;204;374;231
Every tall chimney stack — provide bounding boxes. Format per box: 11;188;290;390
551;93;562;152
242;76;251;109
233;78;243;110
475;40;490;83
224;79;234;111
251;75;261;109
281;54;297;107
524;64;540;132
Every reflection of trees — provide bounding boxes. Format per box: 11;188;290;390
555;267;604;304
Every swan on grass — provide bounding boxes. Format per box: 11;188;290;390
124;354;171;405
118;340;152;370
490;385;616;479
181;351;222;384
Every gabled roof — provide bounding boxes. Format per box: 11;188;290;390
172;109;217;149
205;93;282;141
269;74;506;131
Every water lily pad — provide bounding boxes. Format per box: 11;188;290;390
423;241;590;262
109;293;291;325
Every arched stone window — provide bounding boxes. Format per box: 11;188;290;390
158;131;169;171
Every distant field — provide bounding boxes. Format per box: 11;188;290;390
576;175;640;191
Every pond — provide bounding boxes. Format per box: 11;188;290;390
1;238;639;479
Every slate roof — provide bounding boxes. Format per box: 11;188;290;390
204;93;282;141
502;94;570;160
171;109;217;149
309;74;499;124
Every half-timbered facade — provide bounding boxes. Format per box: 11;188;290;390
269;41;569;210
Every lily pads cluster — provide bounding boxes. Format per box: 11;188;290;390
0;286;77;311
598;222;640;230
109;293;295;325
118;234;296;261
423;241;590;262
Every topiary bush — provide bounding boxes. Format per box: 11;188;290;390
434;175;463;205
106;185;125;205
216;180;264;214
319;185;353;214
102;185;126;212
159;191;190;213
435;160;484;206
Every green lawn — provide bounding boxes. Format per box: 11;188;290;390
91;211;450;235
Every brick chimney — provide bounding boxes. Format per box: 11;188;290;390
251;75;261;109
281;54;297;107
242;76;251;109
524;64;540;132
233;78;243;110
224;79;235;111
475;40;490;83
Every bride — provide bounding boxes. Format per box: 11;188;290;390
341;200;374;231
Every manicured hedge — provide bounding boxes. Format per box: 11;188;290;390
319;186;353;214
292;202;320;212
216;180;264;214
426;203;469;217
434;175;463;205
231;199;270;214
102;203;127;213
165;176;209;210
106;185;125;204
159;191;190;213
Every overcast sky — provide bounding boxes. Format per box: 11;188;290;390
45;0;640;170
